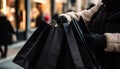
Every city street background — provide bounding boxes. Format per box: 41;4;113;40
0;0;98;69
0;41;25;69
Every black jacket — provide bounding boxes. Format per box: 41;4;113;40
88;5;120;69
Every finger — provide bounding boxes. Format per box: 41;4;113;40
66;12;79;20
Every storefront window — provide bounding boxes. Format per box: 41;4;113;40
30;0;51;28
6;0;16;30
0;0;3;10
0;0;69;40
0;0;16;30
55;0;67;13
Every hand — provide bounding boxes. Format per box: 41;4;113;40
58;12;80;22
85;33;107;51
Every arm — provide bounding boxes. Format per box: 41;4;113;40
59;2;102;23
85;33;120;52
75;3;102;23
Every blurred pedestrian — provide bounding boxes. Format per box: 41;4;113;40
0;12;15;58
35;3;44;27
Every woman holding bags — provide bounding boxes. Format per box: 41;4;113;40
59;0;120;69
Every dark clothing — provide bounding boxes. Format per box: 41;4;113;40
89;5;120;34
0;16;14;45
36;14;44;27
88;5;120;69
85;33;107;51
102;0;120;6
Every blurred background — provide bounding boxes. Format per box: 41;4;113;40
0;0;98;69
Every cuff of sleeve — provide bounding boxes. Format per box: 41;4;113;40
104;33;120;52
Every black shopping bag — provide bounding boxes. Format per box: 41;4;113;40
26;26;57;69
32;24;84;69
25;27;55;69
13;22;51;67
34;26;64;69
13;18;101;69
70;19;101;69
13;20;65;69
54;17;85;69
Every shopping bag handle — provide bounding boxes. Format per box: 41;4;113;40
71;19;101;69
63;23;85;69
78;17;90;34
46;27;64;69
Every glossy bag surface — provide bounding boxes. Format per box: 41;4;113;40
13;22;51;68
13;19;101;69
